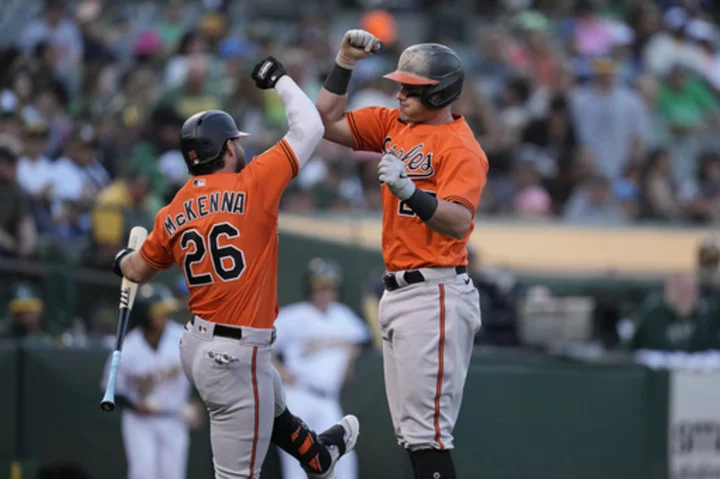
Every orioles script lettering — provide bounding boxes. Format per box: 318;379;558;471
382;137;435;178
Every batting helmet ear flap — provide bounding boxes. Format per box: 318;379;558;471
421;71;464;109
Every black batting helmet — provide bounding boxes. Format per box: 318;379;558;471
180;110;248;173
132;283;179;331
384;43;464;109
304;257;343;297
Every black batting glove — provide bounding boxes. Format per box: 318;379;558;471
112;248;134;278
251;56;287;90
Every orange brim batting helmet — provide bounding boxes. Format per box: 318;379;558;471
383;43;464;108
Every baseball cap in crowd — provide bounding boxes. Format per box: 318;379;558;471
514;10;551;34
686;18;716;44
218;36;256;60
609;22;635;46
591;57;616;75
664;7;688;31
22;119;50;138
9;283;44;313
71;123;99;147
133;30;162;57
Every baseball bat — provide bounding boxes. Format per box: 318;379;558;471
100;226;148;412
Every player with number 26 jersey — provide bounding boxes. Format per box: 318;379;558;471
139;140;295;329
113;56;360;479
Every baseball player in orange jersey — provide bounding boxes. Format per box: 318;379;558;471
316;32;488;479
112;56;359;479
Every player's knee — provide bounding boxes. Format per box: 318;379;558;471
408;448;456;479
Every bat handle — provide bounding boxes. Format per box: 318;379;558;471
100;350;121;412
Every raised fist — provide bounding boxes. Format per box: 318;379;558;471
251;56;287;90
336;29;382;69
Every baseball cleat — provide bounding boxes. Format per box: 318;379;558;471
306;414;360;479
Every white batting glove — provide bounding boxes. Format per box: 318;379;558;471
336;29;382;70
378;150;416;201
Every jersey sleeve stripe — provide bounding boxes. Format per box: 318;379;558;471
279;138;299;178
443;195;476;215
345;111;365;150
139;246;173;269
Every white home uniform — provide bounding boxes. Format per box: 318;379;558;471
102;321;191;479
273;301;369;479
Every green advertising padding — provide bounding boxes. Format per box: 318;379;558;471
3;344;669;479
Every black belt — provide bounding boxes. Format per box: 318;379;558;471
190;316;243;340
382;266;467;292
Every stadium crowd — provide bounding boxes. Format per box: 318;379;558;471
0;0;719;264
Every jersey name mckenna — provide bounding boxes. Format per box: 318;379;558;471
163;191;246;237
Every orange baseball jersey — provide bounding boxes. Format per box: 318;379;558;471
345;107;488;271
139;139;299;328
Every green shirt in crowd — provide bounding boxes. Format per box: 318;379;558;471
631;293;720;352
658;77;718;129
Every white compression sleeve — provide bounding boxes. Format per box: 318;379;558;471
274;76;324;168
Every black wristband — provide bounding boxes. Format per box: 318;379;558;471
323;63;353;95
112;248;134;278
405;189;439;222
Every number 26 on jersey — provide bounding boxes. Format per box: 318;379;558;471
181;222;246;287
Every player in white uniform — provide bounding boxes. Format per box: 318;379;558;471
102;283;203;479
273;258;370;479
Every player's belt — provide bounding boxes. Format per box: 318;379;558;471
382;266;467;292
190;316;244;340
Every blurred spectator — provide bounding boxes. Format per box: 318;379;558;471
634;74;663;148
611;163;642;219
630;272;717;352
493;76;532;173
521;95;582;210
512;149;553;217
19;0;84;93
468;247;521;346
508;11;557;90
0;110;23;138
158;0;190;54
643;6;706;78
347;76;397;110
75;0;116;66
159;54;225;119
685;151;720;223
571;0;615;58
686;18;720;91
697;235;720;300
564;173;629;225
23;82;72;159
50;123;110;248
0;146;38;258
90;166;159;265
473;26;515;102
639;148;684;221
18;119;56;234
0;282;46;339
657;64;719;186
163;30;217;88
18;120;54;198
128;105;185;202
570;57;646;180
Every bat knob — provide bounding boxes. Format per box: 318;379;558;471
100;401;115;412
